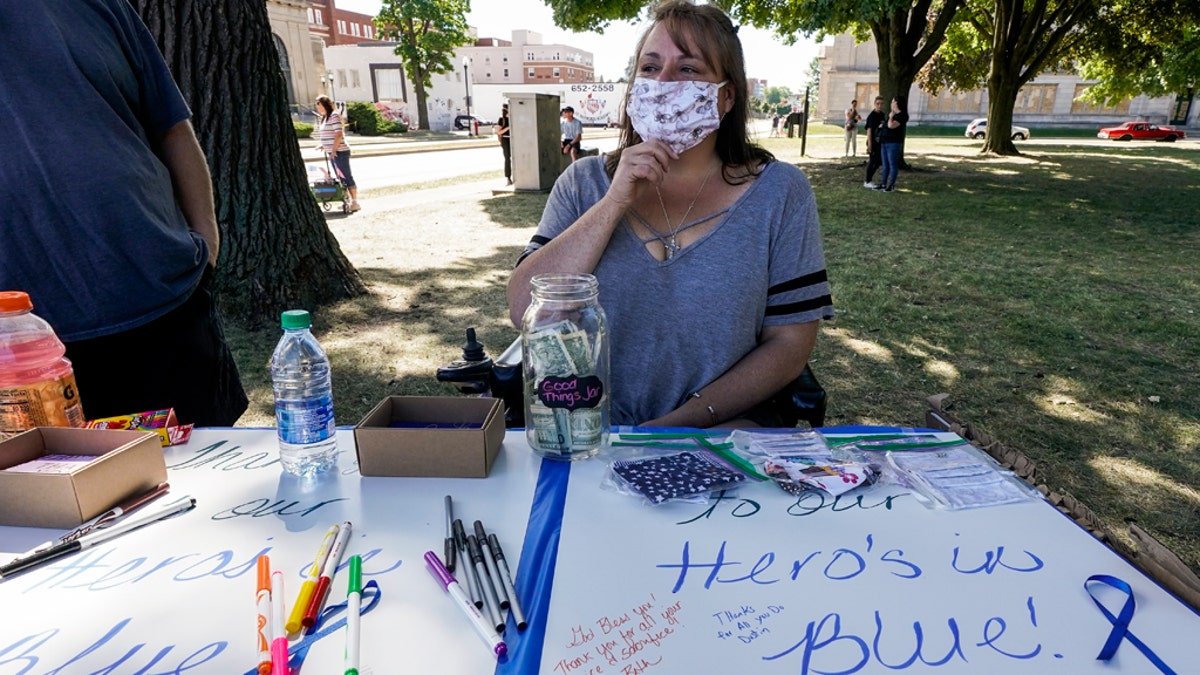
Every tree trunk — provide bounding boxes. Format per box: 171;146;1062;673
873;23;919;170
983;68;1021;155
131;0;365;329
413;65;431;130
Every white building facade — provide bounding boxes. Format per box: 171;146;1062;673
817;33;1194;128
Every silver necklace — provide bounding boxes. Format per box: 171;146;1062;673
653;161;718;259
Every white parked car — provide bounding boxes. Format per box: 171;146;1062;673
965;118;1031;140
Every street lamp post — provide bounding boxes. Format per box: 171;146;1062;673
462;57;473;136
327;70;336;108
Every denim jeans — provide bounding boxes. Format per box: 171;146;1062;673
880;142;901;188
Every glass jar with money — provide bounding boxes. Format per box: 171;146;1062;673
521;273;610;460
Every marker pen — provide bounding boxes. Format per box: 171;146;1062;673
270;569;289;675
474;521;510;609
344;555;363;675
424;551;507;659
452;519;482;608
255;556;271;675
443;495;457;574
303;520;352;629
488;533;528;630
288;523;340;634
468;534;505;634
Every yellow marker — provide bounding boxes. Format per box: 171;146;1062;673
286;523;341;634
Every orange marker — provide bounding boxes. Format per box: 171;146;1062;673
255;555;271;675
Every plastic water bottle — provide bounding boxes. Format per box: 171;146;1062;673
0;291;86;437
270;310;338;476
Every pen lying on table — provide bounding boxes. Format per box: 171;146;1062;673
25;481;171;554
0;495;197;579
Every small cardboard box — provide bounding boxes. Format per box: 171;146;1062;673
0;427;167;528
354;396;505;478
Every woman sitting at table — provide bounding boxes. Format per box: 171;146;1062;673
507;0;834;428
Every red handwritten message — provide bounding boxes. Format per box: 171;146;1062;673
554;594;684;675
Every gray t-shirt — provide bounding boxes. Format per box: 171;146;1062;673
519;156;834;425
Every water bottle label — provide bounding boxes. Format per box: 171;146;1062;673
275;394;335;445
0;373;85;434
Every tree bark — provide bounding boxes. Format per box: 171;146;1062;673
983;70;1021;155
131;0;366;328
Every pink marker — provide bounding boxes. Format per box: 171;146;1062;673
271;569;289;674
424;551;507;659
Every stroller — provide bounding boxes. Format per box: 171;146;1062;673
307;156;353;214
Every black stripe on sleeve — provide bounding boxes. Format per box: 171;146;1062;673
514;235;553;268
764;294;834;317
768;270;829;296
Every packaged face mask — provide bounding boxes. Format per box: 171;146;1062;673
625;77;727;155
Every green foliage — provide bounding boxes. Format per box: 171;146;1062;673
545;0;649;32
375;0;473;128
1078;15;1200;103
293;122;313;139
345;101;407;136
764;86;793;106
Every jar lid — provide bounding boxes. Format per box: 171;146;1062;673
280;309;312;329
0;291;33;312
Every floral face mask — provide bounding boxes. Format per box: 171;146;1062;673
625;77;728;155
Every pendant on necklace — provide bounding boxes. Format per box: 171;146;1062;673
665;236;680;259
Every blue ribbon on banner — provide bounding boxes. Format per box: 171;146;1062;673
243;579;382;675
1084;574;1176;674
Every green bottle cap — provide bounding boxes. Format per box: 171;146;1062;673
280;310;311;330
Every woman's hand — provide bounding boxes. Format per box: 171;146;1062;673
607;139;677;209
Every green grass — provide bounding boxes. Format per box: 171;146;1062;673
227;135;1200;572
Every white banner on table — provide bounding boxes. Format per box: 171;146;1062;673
538;432;1200;675
0;429;542;674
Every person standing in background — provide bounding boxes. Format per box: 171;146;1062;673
863;96;885;188
316;95;360;212
496;104;512;185
560;106;583;162
844;99;862;157
878;96;909;193
0;0;247;426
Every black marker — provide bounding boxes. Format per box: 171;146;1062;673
453;519;482;608
443;495;456;574
468;533;505;634
474;521;510;609
489;533;528;630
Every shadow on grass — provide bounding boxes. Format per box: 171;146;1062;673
481;191;551;229
803;145;1200;568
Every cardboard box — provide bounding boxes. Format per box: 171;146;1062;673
0;427;167;528
354;396;505;478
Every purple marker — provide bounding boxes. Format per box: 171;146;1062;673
424;551;508;659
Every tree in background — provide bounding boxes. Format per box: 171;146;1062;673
923;0;1094;156
130;0;365;327
375;0;474;131
1076;7;1200;116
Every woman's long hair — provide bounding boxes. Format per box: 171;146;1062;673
604;0;773;184
315;95;334;121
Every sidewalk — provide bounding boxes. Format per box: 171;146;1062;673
298;127;622;160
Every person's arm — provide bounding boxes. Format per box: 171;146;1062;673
642;321;818;428
156;119;219;267
507;141;676;326
888;114;901;129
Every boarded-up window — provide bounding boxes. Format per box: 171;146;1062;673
1070;85;1131;115
855;83;880;109
1015;84;1056;114
926;88;984;114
